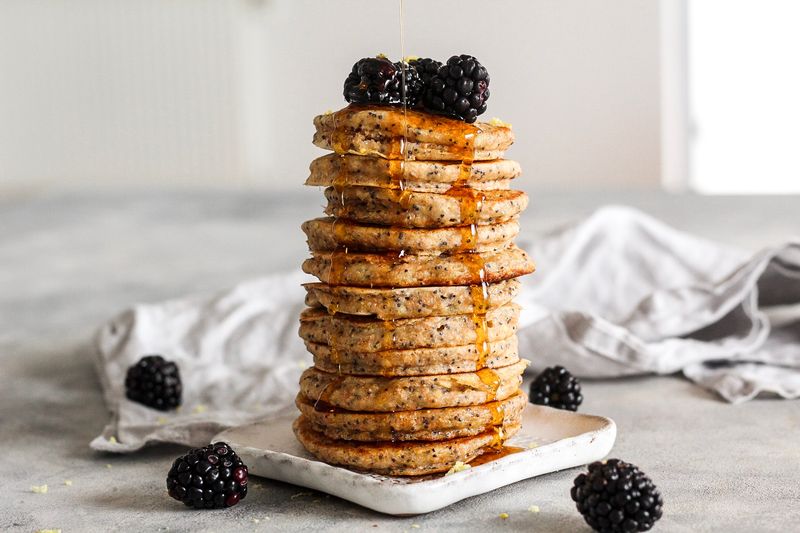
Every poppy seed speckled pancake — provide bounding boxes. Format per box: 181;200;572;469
295;389;527;442
303;279;520;320
302;217;519;254
306;153;520;193
293;415;521;476
306;334;518;376
299;359;528;412
323;186;528;228
299;303;520;352
313;106;514;161
302;245;535;287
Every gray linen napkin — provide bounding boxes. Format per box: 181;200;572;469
514;206;800;402
91;206;800;452
91;272;311;452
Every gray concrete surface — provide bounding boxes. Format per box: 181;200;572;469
1;189;799;532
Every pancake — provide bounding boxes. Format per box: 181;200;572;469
313;105;514;161
324;186;527;228
302;245;535;287
296;389;527;441
299;303;520;352
306;153;521;193
302;217;520;254
307;334;518;376
294;415;521;476
304;279;520;320
299;359;528;412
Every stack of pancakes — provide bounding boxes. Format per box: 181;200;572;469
294;105;535;476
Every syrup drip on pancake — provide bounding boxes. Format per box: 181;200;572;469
328;343;342;376
469;444;525;466
487;400;505;426
327;218;348;286
387;158;411;209
321;146;348;378
474;364;525;454
311;399;339;414
381;319;397;350
328;112;349;287
439;122;491;371
315;374;346;409
475;367;502;402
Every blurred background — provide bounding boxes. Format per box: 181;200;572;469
1;0;798;196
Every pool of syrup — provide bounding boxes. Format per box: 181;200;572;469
469;445;526;466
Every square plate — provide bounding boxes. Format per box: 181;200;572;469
214;404;616;515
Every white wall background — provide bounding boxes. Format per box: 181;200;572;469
0;0;661;193
688;0;800;194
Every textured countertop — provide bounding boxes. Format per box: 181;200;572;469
2;188;799;532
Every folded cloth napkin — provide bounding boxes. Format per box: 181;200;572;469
91;206;800;452
91;272;312;452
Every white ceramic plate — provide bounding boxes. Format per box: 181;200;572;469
214;404;616;515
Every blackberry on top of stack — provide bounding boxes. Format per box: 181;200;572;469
294;54;536;476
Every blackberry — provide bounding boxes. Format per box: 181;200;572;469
125;355;182;411
529;365;583;411
408;57;442;86
571;459;664;532
422;54;490;123
167;442;249;509
395;60;424;106
343;57;422;106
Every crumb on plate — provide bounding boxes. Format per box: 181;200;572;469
445;461;471;476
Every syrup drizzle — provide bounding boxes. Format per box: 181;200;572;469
381;319;397;350
315;374;346;408
328;344;342;365
313;399;338;413
327;112;349;287
327;247;348;286
440;122;491;371
488;425;505;450
476;367;501;402
329;111;349;156
388;158;411;208
487;401;505;425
